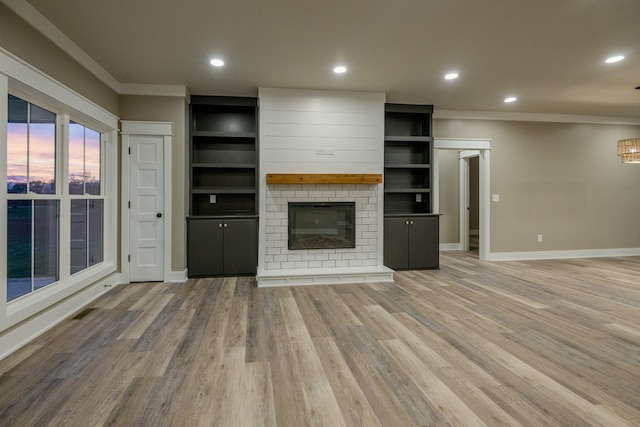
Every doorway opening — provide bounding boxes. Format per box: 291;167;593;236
433;138;491;261
460;152;480;255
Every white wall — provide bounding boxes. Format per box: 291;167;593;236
258;87;385;174
257;88;386;275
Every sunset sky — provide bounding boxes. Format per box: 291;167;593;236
7;122;55;185
7;121;100;190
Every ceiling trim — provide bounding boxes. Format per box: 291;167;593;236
120;84;189;98
2;0;121;92
434;109;640;126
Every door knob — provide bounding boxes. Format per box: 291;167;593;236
156;212;162;218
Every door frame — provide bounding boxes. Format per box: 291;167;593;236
120;121;173;283
433;138;491;261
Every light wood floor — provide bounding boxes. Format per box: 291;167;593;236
1;251;640;426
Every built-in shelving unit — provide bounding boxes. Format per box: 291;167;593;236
190;96;258;216
187;96;258;277
383;103;434;214
383;103;439;270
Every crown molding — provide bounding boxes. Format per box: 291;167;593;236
3;1;191;98
434;109;640;126
2;0;121;93
120;83;189;98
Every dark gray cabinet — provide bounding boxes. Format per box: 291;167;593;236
187;96;259;277
384;215;439;270
188;218;257;277
384;103;439;269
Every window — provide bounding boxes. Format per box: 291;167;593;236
7;95;56;194
5;95;106;301
69;121;100;195
68;122;103;274
6;96;59;302
70;199;103;274
2;52;118;336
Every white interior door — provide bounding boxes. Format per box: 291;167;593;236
129;135;164;282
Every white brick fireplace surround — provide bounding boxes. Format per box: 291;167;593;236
256;88;394;287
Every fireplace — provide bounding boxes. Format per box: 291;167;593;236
288;202;356;250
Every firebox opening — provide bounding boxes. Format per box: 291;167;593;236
288;202;356;250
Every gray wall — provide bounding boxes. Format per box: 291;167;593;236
0;4;119;114
436;118;640;253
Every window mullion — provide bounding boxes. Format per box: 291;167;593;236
26;104;31;193
82;127;87;195
30;201;35;293
59;114;71;279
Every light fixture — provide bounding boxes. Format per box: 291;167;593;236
210;58;224;67
617;138;640;163
444;72;458;80
605;55;624;64
333;65;347;74
504;96;517;103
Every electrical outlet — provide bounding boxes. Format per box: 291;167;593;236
537;234;543;242
210;195;217;204
416;194;422;202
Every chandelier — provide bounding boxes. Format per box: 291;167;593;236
617;138;640;163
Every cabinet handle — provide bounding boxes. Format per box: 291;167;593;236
224;223;228;228
405;220;410;225
410;220;414;225
218;223;223;228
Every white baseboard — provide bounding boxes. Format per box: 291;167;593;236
0;273;123;362
440;243;462;251
169;269;188;283
488;247;640;261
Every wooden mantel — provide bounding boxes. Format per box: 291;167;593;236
266;173;382;185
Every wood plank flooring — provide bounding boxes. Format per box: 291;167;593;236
1;251;640;426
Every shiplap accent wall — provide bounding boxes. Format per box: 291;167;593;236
257;88;388;285
258;87;385;174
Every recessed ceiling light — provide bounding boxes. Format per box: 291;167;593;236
210;58;224;67
504;96;517;103
605;55;624;64
444;73;459;80
333;65;347;74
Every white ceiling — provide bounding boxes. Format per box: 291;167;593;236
18;0;640;117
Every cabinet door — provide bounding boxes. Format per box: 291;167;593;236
408;216;439;269
223;219;258;275
188;219;224;276
384;217;409;270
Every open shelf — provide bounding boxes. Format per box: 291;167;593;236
383;103;433;216
384;104;433;137
189;96;258;217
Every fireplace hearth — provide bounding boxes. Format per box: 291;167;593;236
288;202;355;250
